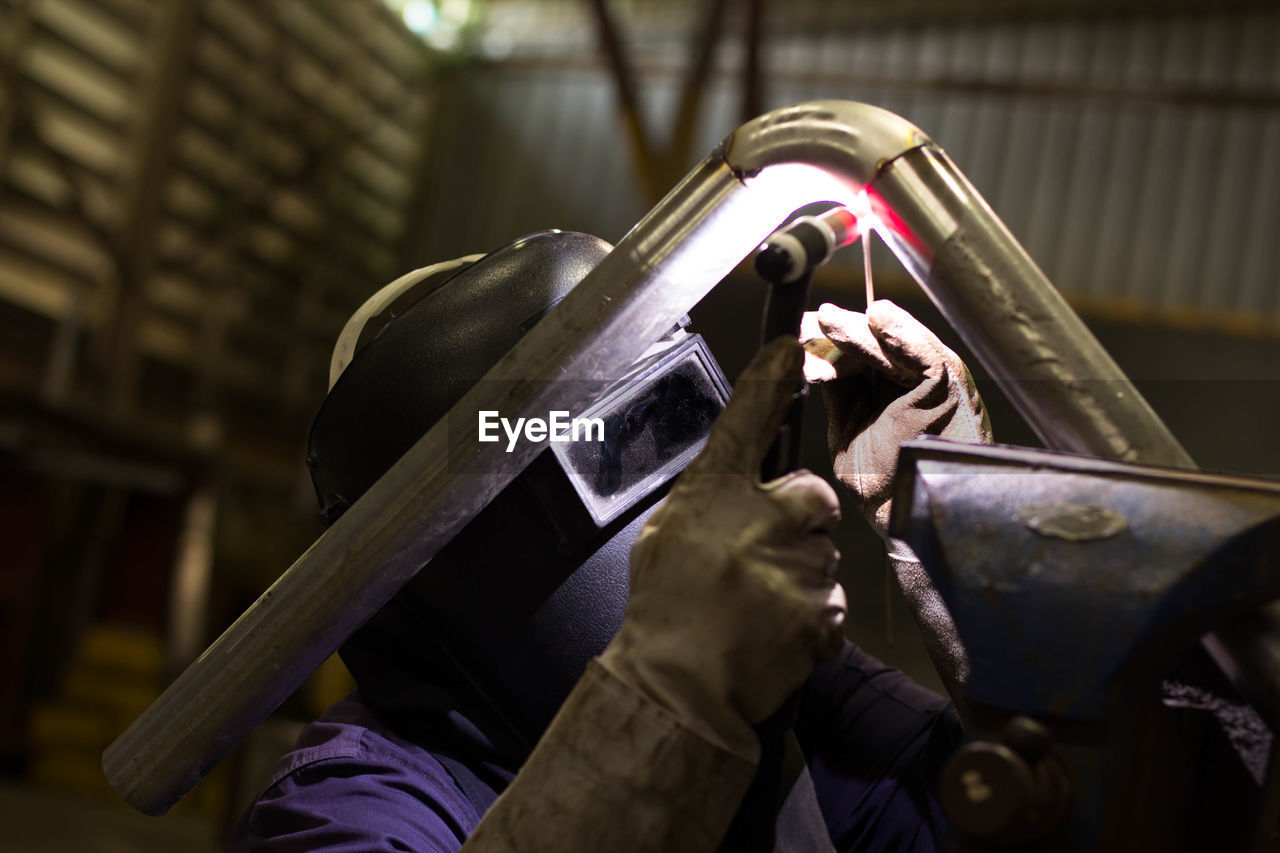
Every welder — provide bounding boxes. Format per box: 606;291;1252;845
229;230;991;852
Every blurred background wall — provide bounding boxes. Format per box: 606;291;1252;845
0;0;1277;848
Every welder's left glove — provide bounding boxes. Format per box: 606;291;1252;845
800;299;992;539
801;299;992;700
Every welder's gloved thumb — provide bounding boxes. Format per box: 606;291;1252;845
461;337;846;852
601;334;847;762
801;299;992;539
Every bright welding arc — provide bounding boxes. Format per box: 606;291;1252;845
863;229;874;309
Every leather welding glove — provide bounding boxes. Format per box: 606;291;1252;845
800;299;992;538
801;299;991;699
460;337;847;853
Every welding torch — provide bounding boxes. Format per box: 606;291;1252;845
755;204;870;478
720;205;867;852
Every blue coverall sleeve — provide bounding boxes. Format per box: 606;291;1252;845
795;639;962;852
231;752;479;853
231;642;958;853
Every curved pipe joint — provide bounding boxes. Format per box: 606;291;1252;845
719;101;1190;468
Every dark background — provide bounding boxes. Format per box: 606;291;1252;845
0;0;1278;847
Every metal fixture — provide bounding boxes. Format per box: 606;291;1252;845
895;437;1280;849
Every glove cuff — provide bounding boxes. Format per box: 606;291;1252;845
463;659;757;852
886;539;971;707
597;636;761;765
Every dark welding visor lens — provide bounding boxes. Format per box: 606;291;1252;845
551;335;729;526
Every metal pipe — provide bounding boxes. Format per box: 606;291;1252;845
103;99;1276;816
865;145;1194;467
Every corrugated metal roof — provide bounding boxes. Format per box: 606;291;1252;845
411;9;1280;324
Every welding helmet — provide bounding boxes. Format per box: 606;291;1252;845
306;230;730;746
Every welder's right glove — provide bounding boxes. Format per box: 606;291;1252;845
460;337;847;853
601;335;848;761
